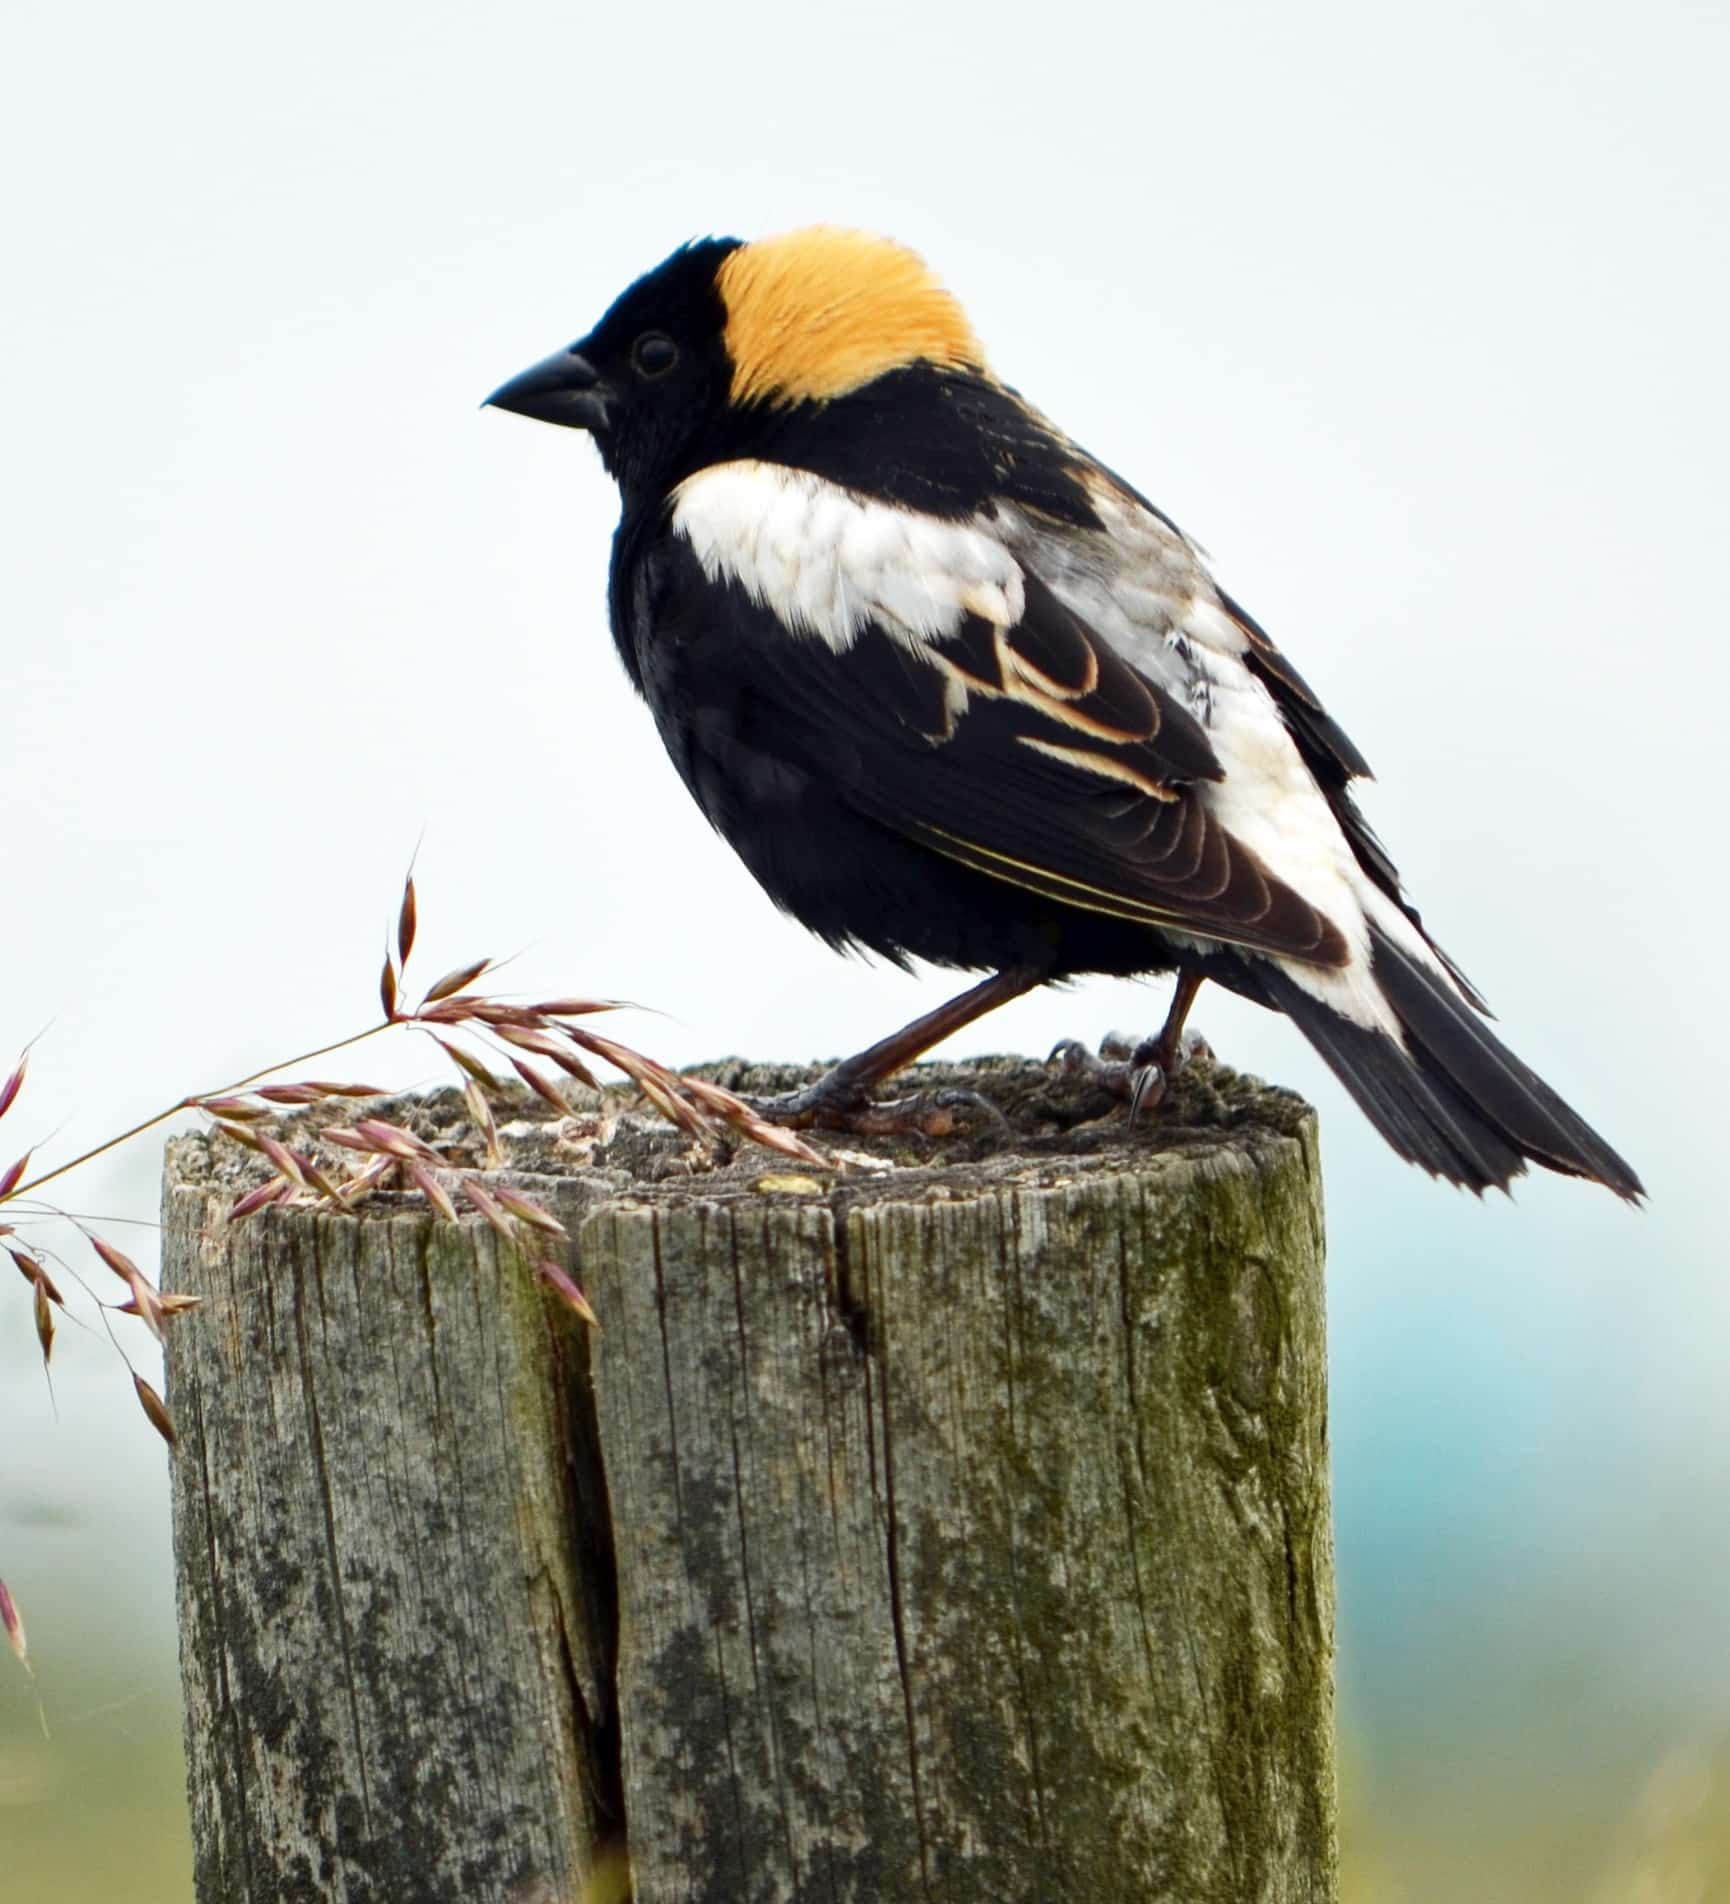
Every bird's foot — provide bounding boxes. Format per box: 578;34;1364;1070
751;1072;1010;1140
1048;1026;1212;1123
833;1087;1011;1139
1049;1035;1168;1118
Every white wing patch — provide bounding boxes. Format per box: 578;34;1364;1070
672;460;1023;652
997;482;1465;1036
988;491;1231;721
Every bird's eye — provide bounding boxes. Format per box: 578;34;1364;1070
631;332;679;380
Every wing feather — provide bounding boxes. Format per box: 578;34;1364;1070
658;477;1351;967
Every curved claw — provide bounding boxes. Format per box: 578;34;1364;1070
1127;1064;1166;1124
1049;1038;1096;1073
1047;1026;1196;1123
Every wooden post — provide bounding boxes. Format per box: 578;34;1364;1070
163;1058;1338;1903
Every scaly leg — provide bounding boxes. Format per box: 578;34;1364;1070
759;965;1048;1131
1152;969;1205;1077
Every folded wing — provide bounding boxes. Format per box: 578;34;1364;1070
662;461;1350;967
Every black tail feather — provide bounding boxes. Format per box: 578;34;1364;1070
1252;928;1644;1200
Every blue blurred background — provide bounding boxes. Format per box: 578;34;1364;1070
3;1;1726;1896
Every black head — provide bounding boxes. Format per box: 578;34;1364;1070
485;237;741;504
487;229;1000;512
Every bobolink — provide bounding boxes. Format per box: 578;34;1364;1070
487;227;1639;1198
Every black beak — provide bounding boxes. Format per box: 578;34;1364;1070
484;348;615;431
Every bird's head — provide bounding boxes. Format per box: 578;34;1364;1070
485;227;989;503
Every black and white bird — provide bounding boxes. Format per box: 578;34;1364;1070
486;226;1640;1198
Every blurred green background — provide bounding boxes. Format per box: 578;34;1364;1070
4;0;1726;1896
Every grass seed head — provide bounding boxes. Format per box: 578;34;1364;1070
546;1048;601;1090
535;1258;599;1328
736;1116;829;1166
335;1156;394;1201
434;1038;499;1092
0;1578;30;1677
33;1277;54;1362
634;1071;709;1138
491;1023;573;1060
257;1134;310;1189
91;1236;143;1285
460;1178;517;1243
675;1075;742;1113
9;1250;64;1307
511;1059;576;1118
396;875;418;968
462;1001;542;1028
119;1269;168;1344
408;1162;458;1223
5;873;841;1455
0;1054;27;1123
301;1157;348;1206
353;1118;439;1162
495;1187;567;1238
319;1127;375;1153
421;958;494;1005
132;1373;177;1448
461;1081;504;1168
228;1176;290;1222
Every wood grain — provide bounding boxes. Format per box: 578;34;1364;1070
164;1058;1337;1903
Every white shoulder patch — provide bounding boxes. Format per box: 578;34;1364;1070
671;460;1025;651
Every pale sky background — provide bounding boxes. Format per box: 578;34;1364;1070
3;0;1727;1895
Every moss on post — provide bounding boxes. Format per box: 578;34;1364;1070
164;1054;1337;1903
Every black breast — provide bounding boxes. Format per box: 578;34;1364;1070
606;520;1182;980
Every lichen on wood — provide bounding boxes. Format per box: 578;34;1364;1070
165;1051;1337;1903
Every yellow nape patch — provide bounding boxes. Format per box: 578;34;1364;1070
718;227;987;408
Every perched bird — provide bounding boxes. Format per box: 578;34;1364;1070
486;227;1640;1198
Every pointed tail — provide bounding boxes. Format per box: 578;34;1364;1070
1254;927;1643;1200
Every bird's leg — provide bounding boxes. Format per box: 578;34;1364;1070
1152;968;1205;1078
1051;968;1208;1119
757;965;1048;1132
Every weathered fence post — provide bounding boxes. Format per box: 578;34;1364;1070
164;1056;1338;1903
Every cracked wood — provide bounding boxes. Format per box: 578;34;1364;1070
162;1172;622;1904
163;1057;1338;1903
583;1111;1338;1903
